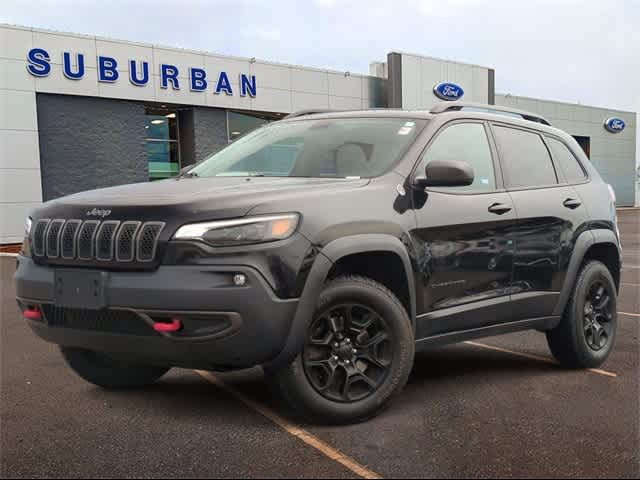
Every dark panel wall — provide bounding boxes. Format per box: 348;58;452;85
192;107;228;163
387;52;403;109
36;93;147;201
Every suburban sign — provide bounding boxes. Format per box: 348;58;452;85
26;47;257;97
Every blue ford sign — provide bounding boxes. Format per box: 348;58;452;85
433;82;464;101
26;47;257;97
604;117;625;134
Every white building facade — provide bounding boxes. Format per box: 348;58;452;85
0;24;636;243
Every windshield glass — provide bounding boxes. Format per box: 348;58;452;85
189;117;426;178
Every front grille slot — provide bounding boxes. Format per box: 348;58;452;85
77;221;100;260
32;219;50;257
41;305;157;336
116;221;141;262
45;219;65;258
61;220;81;259
96;221;121;261
32;219;164;265
137;222;164;262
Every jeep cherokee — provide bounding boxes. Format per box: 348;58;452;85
15;102;622;424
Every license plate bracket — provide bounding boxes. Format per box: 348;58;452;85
54;270;108;310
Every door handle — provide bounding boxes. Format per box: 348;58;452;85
563;198;582;210
488;203;512;215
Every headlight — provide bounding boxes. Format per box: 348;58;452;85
172;213;300;246
25;217;32;237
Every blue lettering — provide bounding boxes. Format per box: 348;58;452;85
215;71;233;95
160;64;180;90
129;60;149;86
190;68;207;91
62;52;85;80
240;74;256;97
26;48;51;77
98;56;119;82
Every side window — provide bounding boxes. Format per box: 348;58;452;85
546;137;587;183
493;126;558;189
421;123;496;192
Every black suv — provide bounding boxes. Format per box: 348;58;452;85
15;102;621;423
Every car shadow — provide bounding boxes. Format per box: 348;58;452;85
83;346;563;426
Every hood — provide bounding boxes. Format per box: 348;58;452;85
33;176;370;223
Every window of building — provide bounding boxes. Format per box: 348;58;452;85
227;111;274;142
572;135;591;159
145;107;180;180
421;123;496;192
493;125;558;189
547;137;587;184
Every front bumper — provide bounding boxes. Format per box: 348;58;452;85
15;256;298;369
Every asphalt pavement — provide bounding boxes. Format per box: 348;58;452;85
1;210;638;478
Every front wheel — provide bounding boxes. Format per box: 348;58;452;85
547;260;617;368
270;275;414;424
61;347;170;389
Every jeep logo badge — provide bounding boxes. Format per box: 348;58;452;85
433;82;465;101
86;208;112;218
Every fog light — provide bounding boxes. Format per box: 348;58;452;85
233;274;247;286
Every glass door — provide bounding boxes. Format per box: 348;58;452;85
145;107;180;180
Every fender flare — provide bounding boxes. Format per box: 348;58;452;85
264;234;416;370
552;228;620;316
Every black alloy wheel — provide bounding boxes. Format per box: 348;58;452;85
302;303;393;403
583;280;614;351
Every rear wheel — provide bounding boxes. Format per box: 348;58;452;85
270;275;414;424
546;260;617;368
61;347;170;389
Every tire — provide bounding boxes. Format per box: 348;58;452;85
546;260;617;369
270;275;415;424
60;347;170;389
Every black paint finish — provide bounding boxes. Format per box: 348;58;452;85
17;107;621;371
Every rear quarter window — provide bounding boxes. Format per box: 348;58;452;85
546;137;587;184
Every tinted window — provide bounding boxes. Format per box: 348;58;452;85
422;123;496;192
547;137;587;183
493;126;557;189
191;118;425;178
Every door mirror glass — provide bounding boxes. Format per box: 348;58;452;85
416;159;474;187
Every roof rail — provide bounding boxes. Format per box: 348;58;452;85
430;101;551;126
283;109;337;119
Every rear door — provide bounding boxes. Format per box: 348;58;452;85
410;121;518;338
490;123;589;318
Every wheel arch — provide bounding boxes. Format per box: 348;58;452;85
553;229;621;316
264;234;416;370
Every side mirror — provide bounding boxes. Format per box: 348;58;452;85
415;159;474;187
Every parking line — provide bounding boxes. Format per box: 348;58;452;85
619;311;640;318
195;370;382;480
463;341;618;378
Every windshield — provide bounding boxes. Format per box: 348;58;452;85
189;117;426;178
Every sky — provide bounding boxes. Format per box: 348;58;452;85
2;0;639;166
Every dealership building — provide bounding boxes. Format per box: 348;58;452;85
0;23;637;244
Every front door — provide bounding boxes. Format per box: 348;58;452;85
409;121;517;338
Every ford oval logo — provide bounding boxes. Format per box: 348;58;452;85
433;82;465;101
604;117;625;133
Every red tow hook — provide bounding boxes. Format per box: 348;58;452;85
23;306;42;321
153;319;182;333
